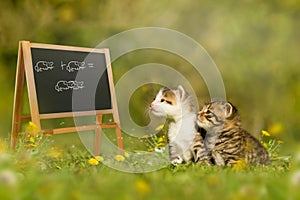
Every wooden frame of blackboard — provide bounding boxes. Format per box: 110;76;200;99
11;41;124;155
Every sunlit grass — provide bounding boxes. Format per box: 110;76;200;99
0;122;299;200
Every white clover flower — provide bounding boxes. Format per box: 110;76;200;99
291;170;300;186
0;170;18;186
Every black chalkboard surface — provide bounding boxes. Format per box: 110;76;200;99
31;48;112;114
11;41;123;153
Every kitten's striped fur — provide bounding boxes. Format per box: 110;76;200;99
192;100;270;166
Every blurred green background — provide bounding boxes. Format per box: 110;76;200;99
0;0;299;154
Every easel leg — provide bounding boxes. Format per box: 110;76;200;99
93;125;101;156
22;41;41;131
11;42;25;149
93;114;103;155
97;114;103;125
96;114;124;154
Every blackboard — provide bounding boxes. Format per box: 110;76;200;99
31;48;112;114
11;41;123;153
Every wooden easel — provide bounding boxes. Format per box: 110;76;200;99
11;41;124;155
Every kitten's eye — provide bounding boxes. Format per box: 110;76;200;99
204;109;212;118
165;100;173;105
160;99;165;102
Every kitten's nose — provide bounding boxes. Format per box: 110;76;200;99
150;103;154;108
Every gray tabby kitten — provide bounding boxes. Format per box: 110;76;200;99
192;100;270;166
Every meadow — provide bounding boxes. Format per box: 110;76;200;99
0;0;299;199
0;121;298;200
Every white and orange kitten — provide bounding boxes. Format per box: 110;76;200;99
150;85;197;164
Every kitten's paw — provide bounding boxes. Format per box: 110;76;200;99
196;156;213;166
171;157;184;165
212;151;225;166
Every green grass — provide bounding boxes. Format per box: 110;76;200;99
0;127;299;200
0;0;299;199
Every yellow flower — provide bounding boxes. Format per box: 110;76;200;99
277;140;284;144
25;121;39;135
29;137;35;143
95;156;104;162
88;158;99;165
26;143;37;148
262;142;268;149
44;133;53;137
155;124;164;131
156;142;165;147
269;123;283;135
157;137;164;143
115;155;125;162
124;152;130;158
233;159;247;170
49;148;62;159
135;179;150;195
261;130;271;137
147;148;154;152
29;121;37;129
272;153;278;158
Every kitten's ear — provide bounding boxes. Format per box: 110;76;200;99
225;102;234;117
177;85;186;99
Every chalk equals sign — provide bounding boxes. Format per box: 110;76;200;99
87;63;95;68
